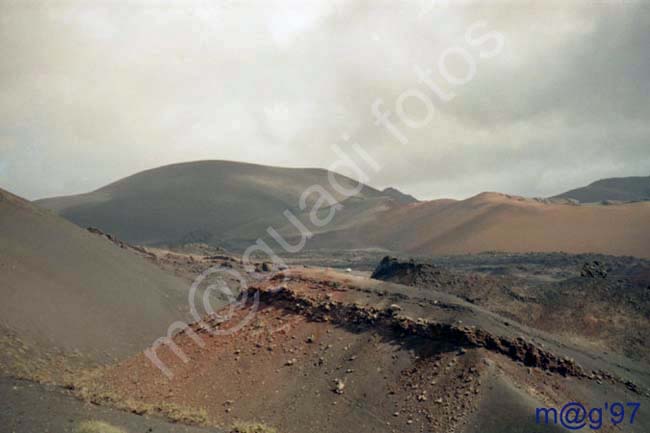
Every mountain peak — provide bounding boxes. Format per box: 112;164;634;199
381;187;419;204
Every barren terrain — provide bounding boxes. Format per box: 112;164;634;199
71;267;650;433
3;177;650;433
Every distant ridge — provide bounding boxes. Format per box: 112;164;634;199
552;175;650;203
34;163;650;258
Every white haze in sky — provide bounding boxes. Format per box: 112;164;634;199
1;0;649;200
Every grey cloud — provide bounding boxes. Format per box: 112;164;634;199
0;0;648;200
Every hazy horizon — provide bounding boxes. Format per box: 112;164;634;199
2;0;649;201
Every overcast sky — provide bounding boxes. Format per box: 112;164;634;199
1;0;649;200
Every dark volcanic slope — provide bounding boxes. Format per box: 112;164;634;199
553;175;650;202
35;160;396;248
0;188;190;367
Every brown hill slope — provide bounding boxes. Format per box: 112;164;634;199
310;192;650;258
0;188;191;370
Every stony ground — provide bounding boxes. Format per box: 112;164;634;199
70;267;650;433
368;253;650;362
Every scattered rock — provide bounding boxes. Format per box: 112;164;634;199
581;261;608;278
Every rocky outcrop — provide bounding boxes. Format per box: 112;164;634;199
381;187;419;205
581;261;608;279
251;284;585;378
371;256;414;280
371;256;458;288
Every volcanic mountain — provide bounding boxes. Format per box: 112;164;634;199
35;160;399;249
552;175;650;203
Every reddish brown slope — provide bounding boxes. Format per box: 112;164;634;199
311;193;650;258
